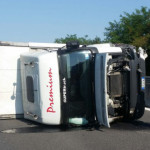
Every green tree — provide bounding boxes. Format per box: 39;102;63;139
54;34;101;45
104;7;150;75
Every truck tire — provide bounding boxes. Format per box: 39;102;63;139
132;93;145;120
123;93;145;121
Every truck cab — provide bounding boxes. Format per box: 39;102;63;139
20;42;147;127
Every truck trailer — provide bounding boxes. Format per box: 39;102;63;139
19;41;149;127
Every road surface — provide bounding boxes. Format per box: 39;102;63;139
0;110;150;150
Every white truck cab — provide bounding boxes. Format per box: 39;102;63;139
20;42;149;127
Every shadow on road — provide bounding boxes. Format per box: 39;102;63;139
110;120;150;131
1;119;150;134
0;118;96;134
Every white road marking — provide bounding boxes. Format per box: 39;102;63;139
145;108;150;111
1;129;16;133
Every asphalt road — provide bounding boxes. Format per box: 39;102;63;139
0;110;150;150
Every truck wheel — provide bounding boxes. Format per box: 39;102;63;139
132;93;145;120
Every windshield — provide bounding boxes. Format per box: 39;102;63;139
59;50;93;124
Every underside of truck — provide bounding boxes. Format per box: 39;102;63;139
106;44;145;122
57;42;146;127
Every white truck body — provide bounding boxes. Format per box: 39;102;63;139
0;41;149;127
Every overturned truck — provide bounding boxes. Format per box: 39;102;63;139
20;42;149;127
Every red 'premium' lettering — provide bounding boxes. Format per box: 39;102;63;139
47;68;55;113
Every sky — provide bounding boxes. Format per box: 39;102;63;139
0;0;150;43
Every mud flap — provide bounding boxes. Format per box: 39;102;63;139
95;53;110;127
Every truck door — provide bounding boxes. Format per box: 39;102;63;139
95;53;110;127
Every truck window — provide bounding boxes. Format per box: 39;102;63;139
59;50;93;123
26;76;34;103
